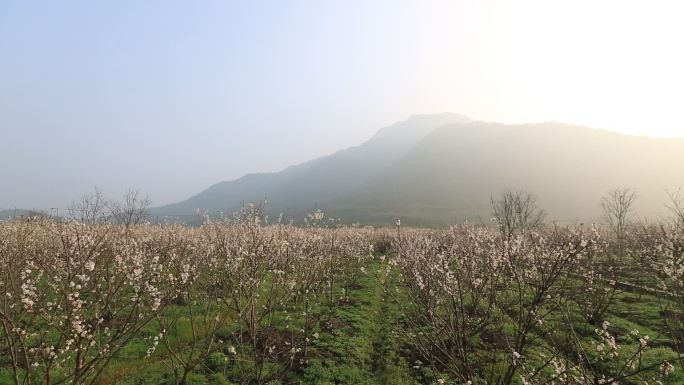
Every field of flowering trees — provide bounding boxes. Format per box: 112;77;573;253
1;207;683;385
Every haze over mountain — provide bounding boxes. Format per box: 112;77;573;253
0;209;33;220
150;114;684;226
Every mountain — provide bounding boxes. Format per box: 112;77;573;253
0;209;35;219
150;114;684;225
150;113;471;221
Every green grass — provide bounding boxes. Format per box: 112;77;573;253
3;260;680;385
93;262;427;385
295;266;418;385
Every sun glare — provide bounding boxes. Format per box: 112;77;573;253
421;0;684;137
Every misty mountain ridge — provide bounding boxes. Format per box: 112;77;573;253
1;209;35;219
150;114;684;225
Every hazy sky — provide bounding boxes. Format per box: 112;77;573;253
2;0;683;209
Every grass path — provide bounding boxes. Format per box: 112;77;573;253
297;264;418;385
